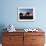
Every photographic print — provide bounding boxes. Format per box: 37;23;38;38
18;7;35;21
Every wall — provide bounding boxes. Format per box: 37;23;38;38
0;0;46;43
0;0;46;30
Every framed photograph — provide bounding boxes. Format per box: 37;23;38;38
17;7;35;21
